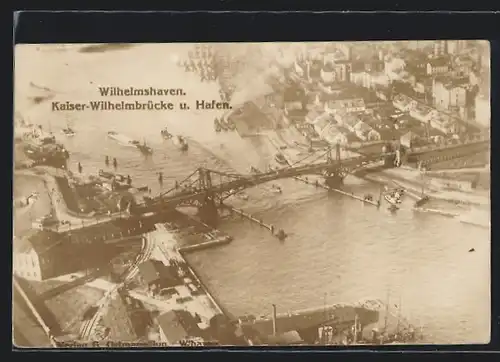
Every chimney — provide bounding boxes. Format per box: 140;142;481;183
272;304;277;336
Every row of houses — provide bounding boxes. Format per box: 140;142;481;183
305;106;382;146
392;93;460;135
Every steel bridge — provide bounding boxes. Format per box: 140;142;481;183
131;138;489;224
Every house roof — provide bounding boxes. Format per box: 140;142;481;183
354;121;372;133
393;94;414;107
401;130;420;141
13;229;63;255
327;98;365;111
411;104;433;117
314;118;330;132
102;291;139;341
283;84;306;102
341;114;361;128
157;310;202;344
346;132;362;143
138;259;176;285
427;57;449;68
157;310;189;344
305;109;324;123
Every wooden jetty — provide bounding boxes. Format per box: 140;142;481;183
220;204;286;239
293;176;381;207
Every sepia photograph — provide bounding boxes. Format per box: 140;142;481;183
13;40;490;348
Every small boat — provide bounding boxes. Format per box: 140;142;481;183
235;192;249;201
274;153;288;165
384;193;401;210
250;166;261;174
214;118;222;133
161;128;173;139
98;169;115;179
173;135;189;151
61;127;76;137
107;131;137;147
219;118;229;131
271;184;282;194
226;118;236;131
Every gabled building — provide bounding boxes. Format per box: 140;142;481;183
335;113;361;132
432;76;468;112
305;108;325;125
430;116;458;135
353;121;381;141
157;310;204;346
325;98;366;115
426;57;449;76
138;259;180;295
319;124;350;145
392;94;417;113
409;103;439;124
13;230;71;281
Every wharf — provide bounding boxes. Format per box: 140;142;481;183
239;302;380;338
149;224;226;318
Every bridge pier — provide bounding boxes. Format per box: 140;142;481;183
197;196;219;227
324;172;344;188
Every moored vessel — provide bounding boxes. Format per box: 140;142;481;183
161;127;173;139
136;140;153;155
61;127;76;137
214;118;222;133
274;152;289;166
173;135;189;151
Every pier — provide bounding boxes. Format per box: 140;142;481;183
293;176;381;207
220;204;287;240
178;235;233;254
413;207;459;218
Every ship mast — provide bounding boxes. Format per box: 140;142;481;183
383;289;390;334
396;294;402;336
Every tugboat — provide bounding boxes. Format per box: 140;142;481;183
136;140;153;155
61;126;76;137
214;118;222;133
384;188;403;210
226;117;236;131
173;135;189;151
270;184;283;194
219;118;229;131
274;152;289;166
250;166;261;174
161;127;173;139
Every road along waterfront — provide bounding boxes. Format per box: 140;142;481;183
14;44;491;344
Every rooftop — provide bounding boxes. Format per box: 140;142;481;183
427;57;449;68
138;259;177;285
326;98;365;110
13;229;63;255
157;310;202;343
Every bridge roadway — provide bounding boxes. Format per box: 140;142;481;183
139;138;488;212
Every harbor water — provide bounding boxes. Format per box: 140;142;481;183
14;44;491;344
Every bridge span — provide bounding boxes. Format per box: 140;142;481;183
130;138;488;224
